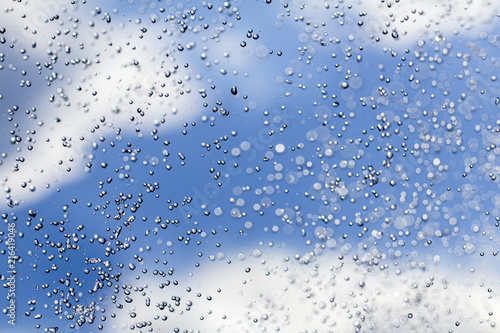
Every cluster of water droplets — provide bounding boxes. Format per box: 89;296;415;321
0;0;500;332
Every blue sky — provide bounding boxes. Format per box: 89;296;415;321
1;0;500;332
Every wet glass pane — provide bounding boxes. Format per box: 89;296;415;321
1;0;500;332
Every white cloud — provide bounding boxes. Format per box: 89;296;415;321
108;247;500;332
1;0;208;205
291;0;499;48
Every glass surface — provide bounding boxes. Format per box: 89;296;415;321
1;0;499;332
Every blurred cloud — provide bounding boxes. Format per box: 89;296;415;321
1;0;209;205
110;247;500;332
